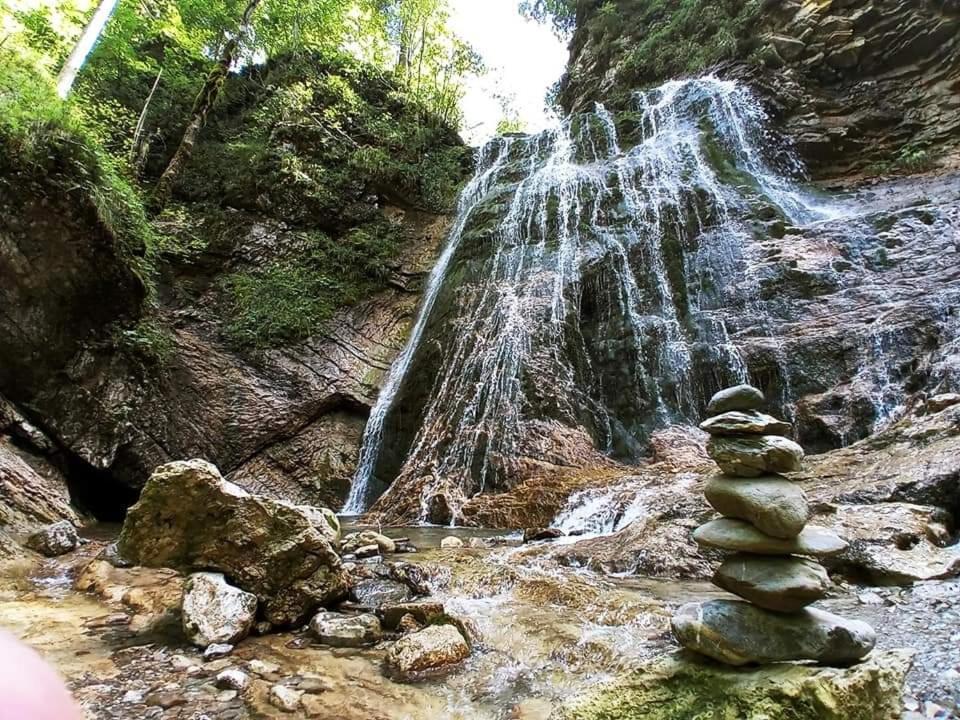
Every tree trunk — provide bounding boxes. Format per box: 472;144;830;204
56;0;119;99
155;0;261;206
130;68;163;171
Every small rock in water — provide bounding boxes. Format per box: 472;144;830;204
214;669;250;692
247;659;280;676
268;685;302;712
309;611;383;647
704;475;809;539
523;527;566;543
26;520;79;557
355;544;381;559
379;601;445;629
671;599;876;666
342;531;396;555
713;554;831;612
440;536;464;549
397;613;424;634
706;385;765;416
927;393;960;413
857;591;886;606
203;643;234;660
694;518;847;557
181;572;258;648
699;411;792;437
707;435;804;477
353;578;413;608
384;624;470;681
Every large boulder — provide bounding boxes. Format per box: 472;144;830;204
713;554;831;612
117;460;349;626
704;475;809;539
556;650;913;720
384;624;470;681
670;600;876;666
707;436;805;477
182;572;257;648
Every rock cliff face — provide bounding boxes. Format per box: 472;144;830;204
0;58;463;530
561;0;960;179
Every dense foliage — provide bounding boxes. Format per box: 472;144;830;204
1;0;474;353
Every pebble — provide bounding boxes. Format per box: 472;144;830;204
858;591;885;605
203;643;234;660
144;690;188;709
298;677;334;694
121;690;144;704
268;684;302;712
441;536;464;549
248;659;280;675
215;668;250;692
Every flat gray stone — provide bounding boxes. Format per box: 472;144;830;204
713;554;831;612
699;411;792;437
670;599;876;666
694;518;847;557
309;612;382;647
707;435;804;477
707;385;765;416
704;475;809;539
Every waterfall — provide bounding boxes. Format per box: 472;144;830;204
344;76;839;520
342;139;516;513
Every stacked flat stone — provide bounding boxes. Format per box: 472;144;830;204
671;384;877;667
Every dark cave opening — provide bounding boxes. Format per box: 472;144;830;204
64;455;140;523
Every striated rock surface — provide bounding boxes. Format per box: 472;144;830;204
117;460;349;625
670;600;876;666
557;650;913;720
560;0;960;180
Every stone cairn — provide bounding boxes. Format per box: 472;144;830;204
671;384;877;667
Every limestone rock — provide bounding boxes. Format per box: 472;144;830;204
117;460;349;626
707;435;805;477
353;578;413;608
378;601;446;630
670;600;876;666
557;650;914;720
706;385;765;416
704;475;809;539
342;531;395;555
440;536;464;549
309;612;382;647
694;518;847;557
927;393;960;413
713;554;831;612
268;685;302;712
214;669;250;692
26;520;79;557
823;503;960;584
523;527;566;543
699;411;792;437
384;624;470;681
181;572;257;648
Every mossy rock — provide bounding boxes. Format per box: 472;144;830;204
556;650;913;720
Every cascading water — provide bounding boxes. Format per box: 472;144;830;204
344;76;841;521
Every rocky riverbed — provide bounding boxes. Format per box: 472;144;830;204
2;523;958;720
